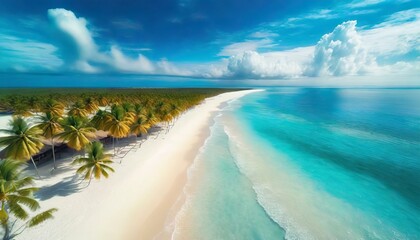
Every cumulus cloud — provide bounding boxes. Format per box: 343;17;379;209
48;8;101;72
47;8;188;75
217;39;276;57
307;20;375;76
223;51;304;78
213;21;376;79
2;7;418;82
109;46;155;73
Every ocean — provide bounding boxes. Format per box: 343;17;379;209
171;88;420;240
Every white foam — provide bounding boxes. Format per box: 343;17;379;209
221;113;406;240
163;111;227;240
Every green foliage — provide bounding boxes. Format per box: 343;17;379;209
72;142;114;181
0;159;56;239
57;116;96;151
0;117;44;161
27;208;58;227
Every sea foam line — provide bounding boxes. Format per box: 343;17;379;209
222;123;312;240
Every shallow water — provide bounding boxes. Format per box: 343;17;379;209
172;88;420;239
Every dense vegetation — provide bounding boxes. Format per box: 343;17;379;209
0;88;237;114
0;88;240;238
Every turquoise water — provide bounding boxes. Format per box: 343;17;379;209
173;88;420;240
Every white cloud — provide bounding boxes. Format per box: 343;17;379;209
2;7;418;83
224;51;304;78
249;31;278;39
156;59;194;76
361;9;420;57
217;39;276;57
307;20;375;76
48;8;97;58
212;21;377;79
47;8;188;75
210;17;419;80
109;46;155;73
47;8;103;72
346;0;386;9
0;34;63;72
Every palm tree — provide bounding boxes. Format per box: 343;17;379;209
11;104;32;118
168;103;181;127
84;97;99;114
97;96;109;107
72;142;114;186
35;112;63;170
0;159;57;240
104;106;134;155
27;96;41;114
121;103;136;120
90;110;109;131
130;115;150;149
57;116;96;151
145;111;158;126
133;104;146;116
0;118;44;178
68;101;89;118
42;99;64;117
131;115;149;137
160;109;174;133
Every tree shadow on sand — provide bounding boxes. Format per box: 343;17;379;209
35;175;82;201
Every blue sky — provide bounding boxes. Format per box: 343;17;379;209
0;0;419;86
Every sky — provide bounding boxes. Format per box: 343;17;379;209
0;0;419;87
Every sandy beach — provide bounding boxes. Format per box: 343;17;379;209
16;89;259;240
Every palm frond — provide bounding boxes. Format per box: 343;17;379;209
9;195;40;211
8;202;29;220
27;208;58;227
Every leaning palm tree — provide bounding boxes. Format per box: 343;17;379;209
68;101;89;118
41;99;64;117
57;116;96;151
0;117;44;178
72;142;114;186
121;103;136;120
90;110;109;131
97;96;109;107
0;159;57;240
104;106;134;155
83;97;99;114
35;112;63;170
131;115;149;137
145;111;158;127
130;115;150;149
133;103;146;116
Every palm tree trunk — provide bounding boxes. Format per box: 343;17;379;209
2;223;10;240
116;138;119;154
51;138;56;170
112;137;115;156
30;157;41;179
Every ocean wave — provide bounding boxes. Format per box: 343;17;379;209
223;124;312;240
163;111;227;240
221;115;409;240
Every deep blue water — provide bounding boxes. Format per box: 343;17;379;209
174;88;420;239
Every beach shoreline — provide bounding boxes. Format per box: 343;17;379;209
17;89;260;240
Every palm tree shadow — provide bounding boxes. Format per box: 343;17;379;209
35;175;82;201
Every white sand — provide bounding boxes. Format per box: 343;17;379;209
16;90;259;240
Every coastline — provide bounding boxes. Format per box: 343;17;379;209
18;89;260;240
